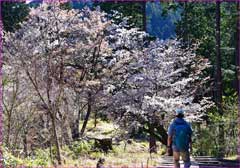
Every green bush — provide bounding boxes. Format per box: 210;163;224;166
192;125;219;156
3;146;51;167
70;140;94;157
89;151;103;159
192;94;238;157
3;148;24;167
29;149;50;166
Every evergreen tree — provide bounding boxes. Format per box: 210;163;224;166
176;2;238;96
1;2;30;32
94;2;145;30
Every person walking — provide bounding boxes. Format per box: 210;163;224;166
167;108;193;168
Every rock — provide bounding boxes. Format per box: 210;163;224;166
94;138;112;153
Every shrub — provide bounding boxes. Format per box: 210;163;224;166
3;148;24;167
70;140;94;157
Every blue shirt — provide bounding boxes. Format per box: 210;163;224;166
168;118;193;151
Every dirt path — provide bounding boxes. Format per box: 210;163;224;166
157;155;239;168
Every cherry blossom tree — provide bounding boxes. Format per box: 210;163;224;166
102;39;212;152
3;3;112;164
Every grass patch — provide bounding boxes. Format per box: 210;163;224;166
83;119;121;139
62;139;165;166
224;155;238;160
4;120;167;167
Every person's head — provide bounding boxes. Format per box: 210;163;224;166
175;108;184;118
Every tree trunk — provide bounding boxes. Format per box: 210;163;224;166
6;116;11;148
143;123;168;146
49;140;53;164
50;112;62;165
71;103;86;140
94;110;97;128
149;124;157;153
216;1;224;157
236;1;240;163
155;124;168;146
71;119;80;140
80;92;92;136
62;121;71;145
0;2;3;164
216;1;223;115
23;130;28;157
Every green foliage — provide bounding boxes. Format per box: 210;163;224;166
70;140;95;157
3;147;50;167
209;93;238;122
60;2;72;10
159;147;166;155
94;2;145;30
85;119;120;139
175;2;238;95
111;145;122;154
89;151;103;159
173;2;238;157
3;148;23;167
192;125;220;156
3;138;166;166
192;94;238;157
28;149;51;166
2;2;30;32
